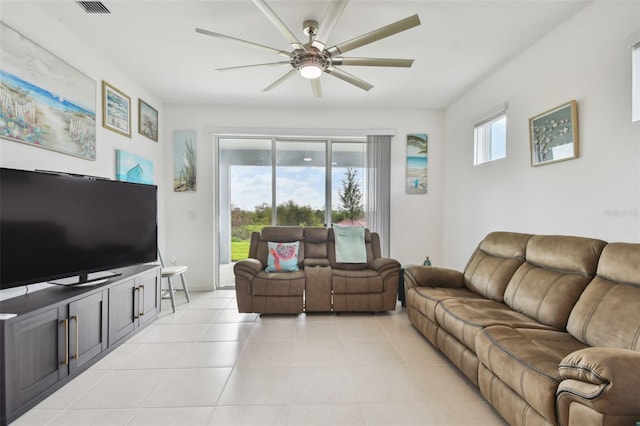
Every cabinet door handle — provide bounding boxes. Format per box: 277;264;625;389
133;287;139;319
139;285;145;316
71;315;79;360
61;318;69;365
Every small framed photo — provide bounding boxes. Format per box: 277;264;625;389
529;100;578;166
138;99;158;142
102;81;131;137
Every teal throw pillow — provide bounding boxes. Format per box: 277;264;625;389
266;241;300;272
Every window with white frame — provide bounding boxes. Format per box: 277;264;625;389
474;112;507;165
633;42;639;122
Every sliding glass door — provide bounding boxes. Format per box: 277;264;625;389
275;139;327;226
217;138;272;288
216;136;366;289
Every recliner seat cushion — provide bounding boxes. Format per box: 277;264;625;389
409;286;484;323
252;271;305;296
476;325;588;424
332;269;383;294
435;298;554;351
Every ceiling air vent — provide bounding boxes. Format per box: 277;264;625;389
76;1;111;14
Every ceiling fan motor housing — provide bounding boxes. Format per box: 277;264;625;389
291;48;331;73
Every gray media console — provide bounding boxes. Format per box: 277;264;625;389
0;264;161;426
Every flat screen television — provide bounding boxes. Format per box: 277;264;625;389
0;168;158;288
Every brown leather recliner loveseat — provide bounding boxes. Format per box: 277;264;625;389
233;226;400;314
404;231;640;426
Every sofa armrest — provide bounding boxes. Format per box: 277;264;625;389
233;258;263;276
557;347;640;421
404;266;464;289
370;257;401;274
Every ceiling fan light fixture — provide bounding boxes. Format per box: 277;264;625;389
298;54;324;79
300;64;322;79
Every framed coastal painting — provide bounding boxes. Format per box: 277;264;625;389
0;23;97;159
530;100;578;166
138;99;158;141
406;133;428;194
102;81;131;137
116;149;154;185
173;130;196;192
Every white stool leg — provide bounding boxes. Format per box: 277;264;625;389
180;274;191;303
166;277;176;313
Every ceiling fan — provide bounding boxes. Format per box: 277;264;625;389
196;0;421;97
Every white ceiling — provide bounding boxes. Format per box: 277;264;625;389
31;0;589;109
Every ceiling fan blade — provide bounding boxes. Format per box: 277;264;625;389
311;78;322;98
311;0;349;52
331;57;414;67
216;61;291;72
326;14;420;56
196;28;290;58
252;0;305;50
325;66;373;91
263;68;298;92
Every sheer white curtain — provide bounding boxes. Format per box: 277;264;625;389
633;42;640;122
365;135;392;257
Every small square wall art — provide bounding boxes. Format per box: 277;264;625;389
116;149;154;185
406;133;428;194
173;129;196;192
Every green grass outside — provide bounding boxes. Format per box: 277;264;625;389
231;241;251;261
230;224;266;261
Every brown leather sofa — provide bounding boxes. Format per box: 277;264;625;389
233;226;400;314
404;231;640;426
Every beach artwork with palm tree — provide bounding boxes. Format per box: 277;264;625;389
406;133;428;194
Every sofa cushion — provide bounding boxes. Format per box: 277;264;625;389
435;298;554;351
303;227;329;260
332;269;383;294
476;325;588;425
409;286;484;323
463;232;532;302
251;271;305;296
265;241;300;272
567;243;640;350
503;235;607;330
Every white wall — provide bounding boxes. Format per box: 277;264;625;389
0;3;166;296
163;105;444;289
443;1;640;270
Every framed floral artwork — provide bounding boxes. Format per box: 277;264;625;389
530;100;578;166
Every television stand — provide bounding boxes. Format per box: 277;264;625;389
49;271;122;286
0;264;161;426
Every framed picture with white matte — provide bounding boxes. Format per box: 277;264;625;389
102;81;131;137
138;99;158;142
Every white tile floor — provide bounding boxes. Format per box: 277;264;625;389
12;291;507;426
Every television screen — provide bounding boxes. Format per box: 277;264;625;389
0;168;157;288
